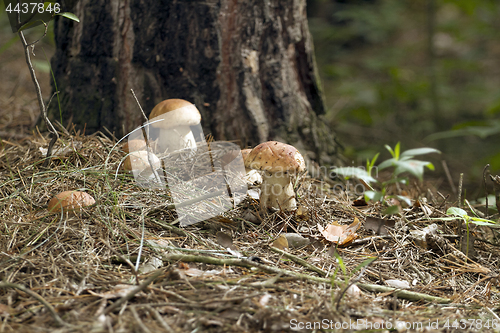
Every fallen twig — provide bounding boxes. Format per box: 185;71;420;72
161;253;451;304
268;246;328;277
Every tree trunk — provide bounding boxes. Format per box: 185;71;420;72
50;0;339;165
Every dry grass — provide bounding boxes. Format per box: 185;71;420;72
0;131;499;333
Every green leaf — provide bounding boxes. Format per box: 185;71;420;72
333;251;347;277
394;142;400;160
367;152;379;174
394;195;412;206
393;159;433;181
378;157;396;170
385;144;395;158
469;220;500;228
401;147;441;158
364;190;383;202
18;20;44;32
56;12;80;22
350;256;377;276
446;207;468;218
382;205;400;215
333;167;377;184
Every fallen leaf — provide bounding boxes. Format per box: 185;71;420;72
138;256;163;275
318;218;360;246
183;267;232;277
410;224;439;249
87;284;138;299
352;197;367;206
365;216;395;235
385;279;410;289
296;205;309;219
272;234;289;250
283;233;310;248
216;231;238;251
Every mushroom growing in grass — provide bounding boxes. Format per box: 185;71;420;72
245;141;305;210
122;139;157;154
149;99;201;153
122;150;163;186
122;139;147;153
48;190;95;214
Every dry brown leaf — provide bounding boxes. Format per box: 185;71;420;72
87;284;138;299
216;231;238;251
296;205;309;219
352;197;367;206
318;218;360;246
365;216;395;235
272;234;289;250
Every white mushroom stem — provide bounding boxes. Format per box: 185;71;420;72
157;126;196;153
260;171;296;210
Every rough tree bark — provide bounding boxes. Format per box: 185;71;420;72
50;0;339;165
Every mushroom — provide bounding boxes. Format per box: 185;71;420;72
148;99;201;153
245;141;305;210
122;150;163;186
241;148;262;185
122;139;157;154
48;190;95;213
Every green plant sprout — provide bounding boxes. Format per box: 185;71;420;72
436;204;500;258
331;250;377;311
334;142;440;214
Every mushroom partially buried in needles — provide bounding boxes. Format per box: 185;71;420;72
245;141;305;210
48;190;95;214
148;99;201;153
122;139;157;154
122;150;162;182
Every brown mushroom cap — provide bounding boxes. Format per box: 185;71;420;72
244;141;305;173
48;191;95;213
123;139;147;154
241;149;252;162
149;99;201;129
122;139;157;154
122;151;161;172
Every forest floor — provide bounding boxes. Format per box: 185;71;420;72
1;22;500;333
0;131;500;333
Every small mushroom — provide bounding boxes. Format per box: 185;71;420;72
122;139;147;153
149;99;201;153
245;141;305;210
122;139;157;154
123;150;162;178
48;190;95;213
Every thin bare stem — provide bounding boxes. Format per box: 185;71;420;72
18;30;59;165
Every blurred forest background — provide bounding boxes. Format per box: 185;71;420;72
307;0;500;195
1;0;499;196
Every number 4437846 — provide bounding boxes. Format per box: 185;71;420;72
443;319;498;330
6;2;61;14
